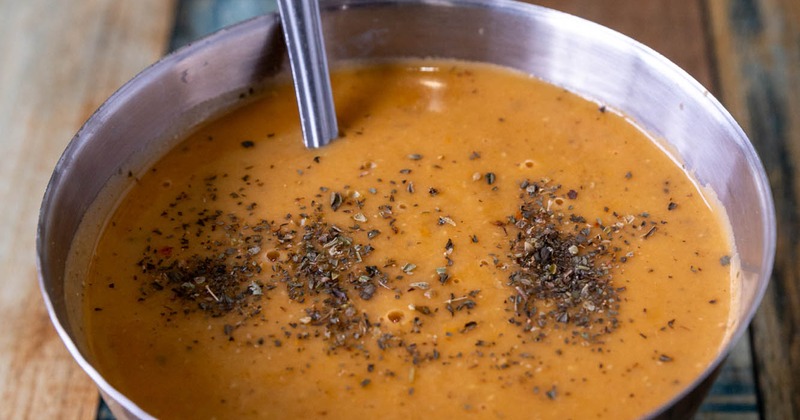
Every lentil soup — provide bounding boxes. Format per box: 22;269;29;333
74;60;736;419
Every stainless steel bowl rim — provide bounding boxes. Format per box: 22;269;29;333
37;1;776;418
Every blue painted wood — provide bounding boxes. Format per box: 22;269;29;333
169;0;277;50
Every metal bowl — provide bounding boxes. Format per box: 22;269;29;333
37;1;776;418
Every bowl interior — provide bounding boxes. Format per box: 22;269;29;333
37;1;775;418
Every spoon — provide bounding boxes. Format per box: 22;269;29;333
277;0;339;149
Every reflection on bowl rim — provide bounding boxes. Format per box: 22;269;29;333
36;1;776;418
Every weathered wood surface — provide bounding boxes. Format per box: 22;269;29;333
707;0;800;418
0;0;176;418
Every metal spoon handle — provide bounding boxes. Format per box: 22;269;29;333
278;0;338;149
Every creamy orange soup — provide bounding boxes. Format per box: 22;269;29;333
76;61;735;419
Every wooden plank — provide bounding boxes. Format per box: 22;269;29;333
0;0;176;418
707;0;800;418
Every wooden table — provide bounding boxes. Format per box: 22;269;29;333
1;1;797;418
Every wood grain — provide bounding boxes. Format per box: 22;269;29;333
0;0;176;418
708;0;800;418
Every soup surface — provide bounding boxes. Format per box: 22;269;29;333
77;61;735;419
